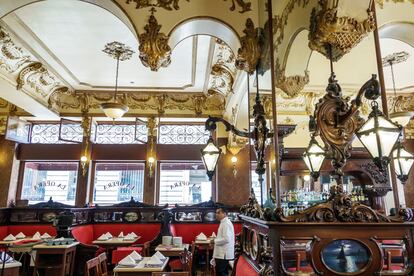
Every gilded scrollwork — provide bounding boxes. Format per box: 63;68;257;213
48;86;80;112
125;0;251;12
0;26;30;73
273;0;311;51
138;14;171;71
16;62;60;98
375;0;414;8
308;0;376;61
275;59;309;98
235;18;261;74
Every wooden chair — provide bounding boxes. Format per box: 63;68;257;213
97;252;108;276
169;247;193;274
85;256;101;276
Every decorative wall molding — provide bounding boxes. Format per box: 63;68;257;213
308;0;376;61
273;0;312;52
235;18;261;74
275;58;309;98
208;40;237;97
138;14;171;71
375;0;414;8
0;27;31;73
49;90;225;117
125;0;251;13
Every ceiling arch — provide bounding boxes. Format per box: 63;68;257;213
168;17;241;55
379;22;414;47
0;0;137;37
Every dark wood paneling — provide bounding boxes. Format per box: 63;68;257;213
0;136;17;207
17;144;82;160
156;144;204;161
403;139;414;208
92;144;147;160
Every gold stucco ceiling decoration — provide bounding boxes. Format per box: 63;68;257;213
275;59;309;98
49;90;225;117
308;0;376;61
273;0;312;52
0;27;31;73
375;0;414;8
235;18;261;74
208;40;237;97
124;0;251;13
138;13;171;71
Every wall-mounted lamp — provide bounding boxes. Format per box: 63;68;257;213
80;155;88;177
148;156;155;178
304;175;311;182
231;155;238;177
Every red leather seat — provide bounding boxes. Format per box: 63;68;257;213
234;255;259;276
169;258;182;270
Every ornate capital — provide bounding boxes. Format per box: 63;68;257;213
138;14;171;71
308;0;376;61
235;18;261;74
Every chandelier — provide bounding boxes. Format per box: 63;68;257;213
100;41;134;120
303;44;404;182
382;51;414;127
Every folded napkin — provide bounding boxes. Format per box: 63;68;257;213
15;232;26;239
0;252;13;263
118;231;124;238
154;251;166;260
129;250;142;261
41;233;51;239
3;234;16;241
97;234;109;241
211;232;217;238
147;255;162;266
123;234;135;241
118;255;136;266
129;232;138;238
106;232;113;238
196;232;207;240
32;232;41;240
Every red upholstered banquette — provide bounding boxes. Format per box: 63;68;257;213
71;223;161;245
169;222;242;244
234;255;259;276
0;225;56;239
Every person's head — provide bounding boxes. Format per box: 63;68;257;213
215;208;227;221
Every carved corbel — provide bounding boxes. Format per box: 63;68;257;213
16;62;59;97
308;0;376;61
0;26;30;73
235;18;261;74
138;14;171;71
48;86;80;112
275;59;309;98
191;95;204;115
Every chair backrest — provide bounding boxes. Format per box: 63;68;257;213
85;256;101;276
179;248;193;274
97;252;108;276
296;250;307;271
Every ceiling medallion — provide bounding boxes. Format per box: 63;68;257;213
308;0;376;61
100;41;134;120
138;11;171;71
235;18;261;74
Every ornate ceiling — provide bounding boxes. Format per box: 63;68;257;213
0;0;413;146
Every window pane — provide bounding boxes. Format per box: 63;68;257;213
31;124;81;144
158;125;209;144
251;163;267;205
21;162;78;205
159;163;211;205
95;124;147;144
93;163;145;204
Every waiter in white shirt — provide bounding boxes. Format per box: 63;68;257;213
212;208;235;276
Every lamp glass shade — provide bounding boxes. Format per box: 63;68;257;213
357;114;401;160
100;102;129;119
389;111;414;127
392;143;414;181
201;138;221;179
303;139;325;175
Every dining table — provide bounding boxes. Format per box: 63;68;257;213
113;256;169;276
